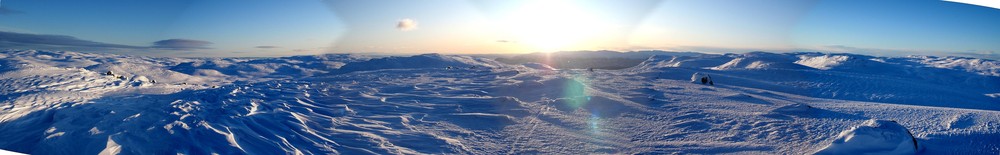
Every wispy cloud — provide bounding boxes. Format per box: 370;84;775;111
820;45;881;53
0;7;21;15
255;45;279;49
0;31;220;55
152;39;213;50
397;19;418;31
0;31;141;49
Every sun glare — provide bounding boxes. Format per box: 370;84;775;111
504;0;606;52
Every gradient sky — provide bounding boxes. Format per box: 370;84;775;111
0;0;998;57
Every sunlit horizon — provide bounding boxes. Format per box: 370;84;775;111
0;0;998;58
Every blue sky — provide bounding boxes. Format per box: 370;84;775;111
0;0;998;58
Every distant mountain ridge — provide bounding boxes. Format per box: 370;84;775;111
495;50;999;75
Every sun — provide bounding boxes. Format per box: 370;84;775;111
503;0;605;52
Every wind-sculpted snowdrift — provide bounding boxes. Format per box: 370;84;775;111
1;50;998;154
815;119;917;155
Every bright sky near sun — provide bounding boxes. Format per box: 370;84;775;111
0;0;998;57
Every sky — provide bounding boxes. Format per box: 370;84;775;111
0;0;998;58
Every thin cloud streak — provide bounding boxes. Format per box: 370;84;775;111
152;39;213;50
0;31;141;49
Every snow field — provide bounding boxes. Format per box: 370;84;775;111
0;50;998;154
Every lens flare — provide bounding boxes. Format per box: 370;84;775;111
555;73;606;137
589;112;601;134
561;75;589;109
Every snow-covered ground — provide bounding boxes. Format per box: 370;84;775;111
1;50;998;154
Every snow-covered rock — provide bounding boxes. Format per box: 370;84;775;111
814;119;917;155
129;75;153;86
690;72;713;84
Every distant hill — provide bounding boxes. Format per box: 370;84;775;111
495;50;707;69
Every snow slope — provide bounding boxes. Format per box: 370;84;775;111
1;50;998;154
634;52;1000;110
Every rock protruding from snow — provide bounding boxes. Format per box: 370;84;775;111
690;72;713;84
814;119;917;155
